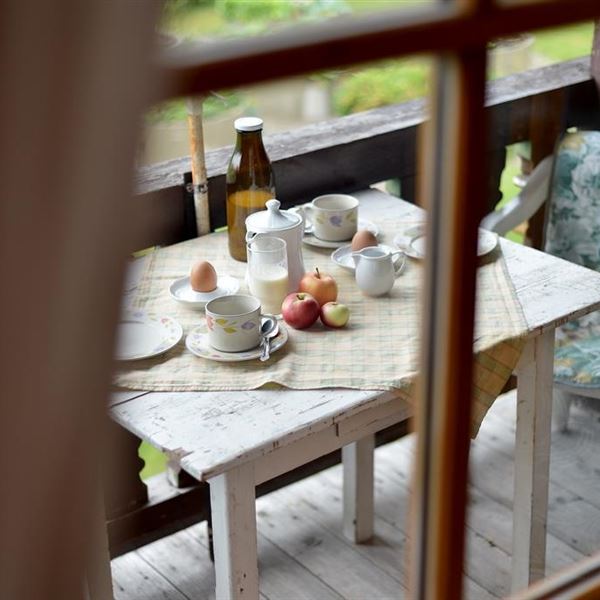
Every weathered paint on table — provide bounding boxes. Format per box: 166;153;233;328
110;188;600;599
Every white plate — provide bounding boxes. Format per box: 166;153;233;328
331;243;405;272
169;275;240;308
115;311;183;361
302;219;380;249
186;319;289;362
394;227;499;259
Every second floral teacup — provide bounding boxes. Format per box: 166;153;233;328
205;294;261;352
303;194;359;242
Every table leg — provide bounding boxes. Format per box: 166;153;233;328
512;329;554;593
209;464;259;600
342;434;375;543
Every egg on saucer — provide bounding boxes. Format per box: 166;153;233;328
351;230;378;251
190;260;217;292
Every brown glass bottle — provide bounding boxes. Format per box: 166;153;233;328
226;117;276;261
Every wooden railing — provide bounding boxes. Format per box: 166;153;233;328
108;56;600;558
133;56;598;250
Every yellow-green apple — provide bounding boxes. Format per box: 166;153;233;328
298;268;338;306
281;292;320;329
320;301;350;328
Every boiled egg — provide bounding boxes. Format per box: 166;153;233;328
351;230;378;251
190;260;217;292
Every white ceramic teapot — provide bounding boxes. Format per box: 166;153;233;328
245;199;305;292
352;246;404;297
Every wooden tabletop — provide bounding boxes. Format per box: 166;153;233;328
110;189;600;482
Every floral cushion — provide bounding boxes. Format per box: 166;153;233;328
545;131;600;388
555;335;600;388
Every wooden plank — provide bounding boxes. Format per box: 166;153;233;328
471;393;600;560
254;489;405;598
373;433;586;580
184;521;343;600
275;463;497;600
342;435;375;543
209;464;259;600
111;552;189;600
482;393;600;513
512;330;555;592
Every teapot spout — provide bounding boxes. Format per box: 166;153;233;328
351;251;363;267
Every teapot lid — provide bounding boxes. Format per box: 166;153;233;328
246;199;300;231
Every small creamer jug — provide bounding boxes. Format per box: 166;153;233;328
352;246;404;297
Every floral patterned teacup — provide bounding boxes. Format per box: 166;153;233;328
205;295;261;352
303;194;359;242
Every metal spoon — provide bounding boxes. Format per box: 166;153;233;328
260;317;279;362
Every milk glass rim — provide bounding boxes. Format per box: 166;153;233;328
248;235;287;254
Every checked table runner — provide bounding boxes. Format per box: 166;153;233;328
115;218;527;436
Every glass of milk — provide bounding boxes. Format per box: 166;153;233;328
247;236;289;315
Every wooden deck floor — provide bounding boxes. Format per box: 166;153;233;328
111;390;600;599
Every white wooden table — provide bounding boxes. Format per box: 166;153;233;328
110;189;600;599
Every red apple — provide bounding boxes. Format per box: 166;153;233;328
299;267;338;307
281;292;320;329
320;302;350;328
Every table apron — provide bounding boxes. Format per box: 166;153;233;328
252;400;413;487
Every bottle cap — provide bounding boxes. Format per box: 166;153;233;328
234;117;263;132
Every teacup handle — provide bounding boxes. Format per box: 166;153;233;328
296;204;314;234
391;251;405;276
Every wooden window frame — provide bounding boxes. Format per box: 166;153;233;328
157;2;600;598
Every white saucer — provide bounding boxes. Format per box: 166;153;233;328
115;311;183;361
186;319;289;362
331;243;404;272
302;219;380;249
169;275;239;308
393;227;499;259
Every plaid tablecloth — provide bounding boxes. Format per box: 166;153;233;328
114;218;527;435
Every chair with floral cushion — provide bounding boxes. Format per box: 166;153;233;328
482;130;600;430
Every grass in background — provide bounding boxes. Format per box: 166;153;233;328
532;22;595;63
139;442;168;480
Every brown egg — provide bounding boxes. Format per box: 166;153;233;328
351;230;378;251
190;260;217;292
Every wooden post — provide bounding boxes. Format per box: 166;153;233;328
410;41;489;600
187;97;211;236
209;464;259;600
527;89;566;248
512;330;555;592
342;435;375;543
